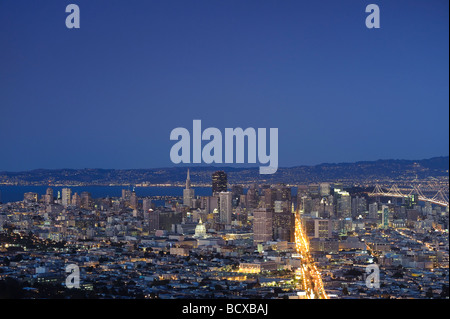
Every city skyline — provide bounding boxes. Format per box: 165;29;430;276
0;0;448;171
1;169;448;299
0;0;448;303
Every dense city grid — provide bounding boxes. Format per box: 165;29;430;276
0;170;448;299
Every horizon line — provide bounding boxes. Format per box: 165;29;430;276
1;155;448;173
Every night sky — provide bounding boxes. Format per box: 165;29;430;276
0;0;448;171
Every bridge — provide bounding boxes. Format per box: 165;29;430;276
368;184;449;208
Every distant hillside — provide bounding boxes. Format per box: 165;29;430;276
0;156;448;186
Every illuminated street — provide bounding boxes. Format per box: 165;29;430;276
294;212;328;299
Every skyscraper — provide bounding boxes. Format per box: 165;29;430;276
212;171;227;194
45;188;54;205
143;198;152;214
122;189;132;201
253;208;273;244
72;192;81;207
297;185;308;213
246;184;258;209
148;209;160;232
308;184;320;198
314;219;332;239
273;206;295;242
369;202;378;220
183;169;194;207
352;196;367;218
219;191;232;225
61;188;72;207
80;192;92;209
130;191;138;210
320;183;331;197
231;185;244;207
264;188;276;210
336;190;351;219
382;205;390;229
274;184;291;202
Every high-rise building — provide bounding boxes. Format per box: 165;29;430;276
301;197;314;215
183;169;195;207
303;218;316;237
148;209;160;232
130;191;138;210
273;206;295;242
352;196;367;218
320;183;331;197
212;171;227;194
80;192;92;209
72;192;81;207
204;195;219;214
246;184;258;209
219;191;232;225
143;198;152;214
45;188;54;205
297;185;309;213
319;196;334;219
308;184;320;198
405;194;419;209
369;202;378;220
61;188;72;207
121;189;131;201
263;188;276;210
336;190;351;219
382;205;390;229
333;183;344;192
253;208;273;244
231;185;244;207
314;219;332;239
274;184;291;202
274;200;290;213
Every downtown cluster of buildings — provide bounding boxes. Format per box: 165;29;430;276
0;170;448;299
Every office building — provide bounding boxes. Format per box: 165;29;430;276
143;198;152;214
231;185;244;207
61;188;72;207
212;171;227;194
130;191;138;210
148;209;160;231
219;191;232;225
320;183;331;197
253;208;273;244
45;188;54;205
80;192;92;209
336;190;352;219
273;208;295;242
369;202;378;220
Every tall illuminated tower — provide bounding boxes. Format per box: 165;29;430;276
183;169;194;207
212;171;227;194
61;188;72;207
219;191;232;225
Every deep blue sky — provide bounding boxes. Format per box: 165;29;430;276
0;0;448;171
